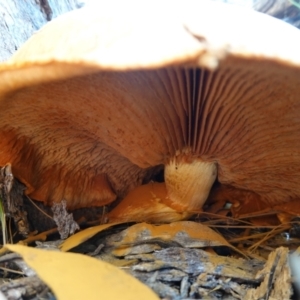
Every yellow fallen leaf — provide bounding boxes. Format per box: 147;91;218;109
5;244;158;300
60;222;123;252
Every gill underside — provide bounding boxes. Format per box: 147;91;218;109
159;61;300;205
0;59;299;210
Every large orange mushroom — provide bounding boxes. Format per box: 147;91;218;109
0;0;300;223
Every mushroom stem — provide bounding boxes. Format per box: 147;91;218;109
107;158;217;223
164;156;217;212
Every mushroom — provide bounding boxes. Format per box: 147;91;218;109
0;0;300;223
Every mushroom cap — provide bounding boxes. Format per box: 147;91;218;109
2;0;300;92
0;0;300;210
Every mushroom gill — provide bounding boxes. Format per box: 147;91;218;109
0;0;300;222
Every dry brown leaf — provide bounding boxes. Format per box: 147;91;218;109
5;244;159;300
60;222;123;252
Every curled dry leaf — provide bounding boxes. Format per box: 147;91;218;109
108;221;241;256
59;222;123;252
60;221;242;256
5;244;159;300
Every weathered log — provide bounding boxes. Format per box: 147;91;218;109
0;0;83;61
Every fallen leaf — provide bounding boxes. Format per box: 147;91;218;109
60;222;123;252
5;244;159;300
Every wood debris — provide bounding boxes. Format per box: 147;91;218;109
245;247;292;300
0;241;294;300
0;165;29;237
51;200;79;239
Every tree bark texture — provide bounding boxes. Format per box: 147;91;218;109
0;0;83;61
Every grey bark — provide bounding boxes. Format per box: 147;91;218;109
213;0;300;28
0;0;84;61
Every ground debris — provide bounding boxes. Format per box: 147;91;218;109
244;247;292;300
122;247;263;299
59;220;295;299
0;275;50;300
0;249;54;300
0;165;29;237
52;200;79;239
0;239;294;299
129;247;262;281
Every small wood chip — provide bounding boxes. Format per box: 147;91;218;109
245;247;292;299
0;276;50;300
52;200;79;239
